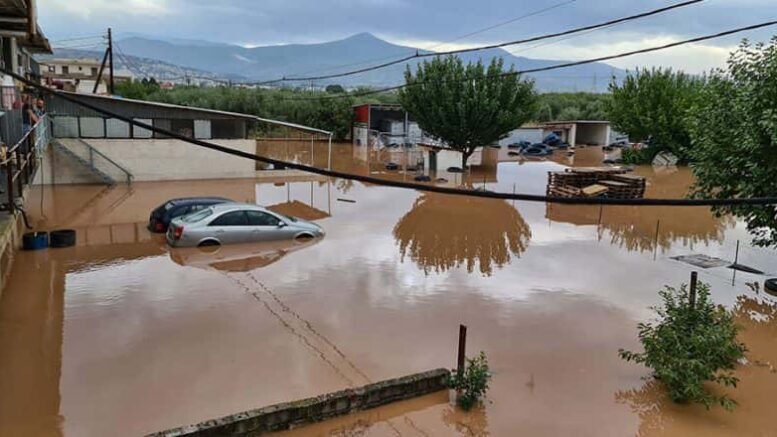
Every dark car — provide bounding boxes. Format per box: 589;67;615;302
148;197;232;233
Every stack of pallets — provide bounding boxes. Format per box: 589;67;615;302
547;167;646;199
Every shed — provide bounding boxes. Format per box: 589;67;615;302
542;121;611;147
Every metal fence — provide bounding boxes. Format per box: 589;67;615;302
1;114;51;210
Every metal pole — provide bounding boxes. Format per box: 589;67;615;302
733;240;740;266
327;134;333;171
689;271;698;310
310;136;314;167
457;324;467;374
653;219;660;261
107;28;114;95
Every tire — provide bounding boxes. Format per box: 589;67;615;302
49;229;76;248
22;232;49;251
766;279;777;294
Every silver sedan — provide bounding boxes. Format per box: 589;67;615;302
167;203;325;247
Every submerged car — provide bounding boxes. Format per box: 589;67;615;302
166;203;325;247
148;197;232;233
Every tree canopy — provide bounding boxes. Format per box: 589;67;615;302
399;56;536;168
607;68;703;162
686;38;777;247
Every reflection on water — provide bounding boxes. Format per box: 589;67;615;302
442;404;490;437
394;194;531;275
3;142;776;436
169;238;322;272
547;167;733;253
616;295;777;436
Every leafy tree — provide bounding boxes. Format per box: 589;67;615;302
686;38;777;247
399;56;536;169
325;84;345;94
534;92;610;122
619;281;746;411
607;68;703;162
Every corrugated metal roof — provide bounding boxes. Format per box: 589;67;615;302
48;91;332;135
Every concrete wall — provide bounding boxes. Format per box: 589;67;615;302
35;139;257;185
0;200;28;297
147;368;450;437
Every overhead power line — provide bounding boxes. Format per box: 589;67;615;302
256;0;704;85
276;0;578;81
7;66;777;207
278;19;777;101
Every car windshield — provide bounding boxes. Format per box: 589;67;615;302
280;214;298;222
181;208;213;223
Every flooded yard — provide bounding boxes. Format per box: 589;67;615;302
1;144;776;436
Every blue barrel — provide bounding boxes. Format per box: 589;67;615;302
22;232;49;251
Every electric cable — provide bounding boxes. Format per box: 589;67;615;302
277;19;777;101
12;67;777;207
253;0;704;85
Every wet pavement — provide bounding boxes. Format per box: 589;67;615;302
1;144;776;436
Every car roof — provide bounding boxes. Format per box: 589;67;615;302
167;197;231;206
209;203;271;213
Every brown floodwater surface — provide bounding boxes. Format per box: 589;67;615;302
1;143;776;436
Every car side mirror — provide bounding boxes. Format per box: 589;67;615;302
277;221;287;228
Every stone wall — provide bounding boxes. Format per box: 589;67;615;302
147;368;450;437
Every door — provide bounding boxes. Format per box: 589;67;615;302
245;210;288;242
207;211;251;244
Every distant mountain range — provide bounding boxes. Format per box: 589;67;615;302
44;33;627;92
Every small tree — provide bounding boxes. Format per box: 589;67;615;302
447;351;491;410
399;56;536;169
619;281;746;410
325;84;345;94
607;68;702;162
686;37;777;247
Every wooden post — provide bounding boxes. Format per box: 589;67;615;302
689;271;698;310
457;324;467;374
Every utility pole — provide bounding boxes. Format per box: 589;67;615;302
107;27;115;94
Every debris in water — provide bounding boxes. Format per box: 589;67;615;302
728;263;764;275
337;198;356;203
671;254;730;269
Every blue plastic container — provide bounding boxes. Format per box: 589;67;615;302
22;232;49;251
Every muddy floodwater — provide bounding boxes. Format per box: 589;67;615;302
1;143;777;436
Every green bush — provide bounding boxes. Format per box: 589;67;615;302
621;147;661;165
447;351;491;410
619;281;746;410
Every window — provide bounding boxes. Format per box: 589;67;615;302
91;67;97;76
47;65;55;73
209;211;248;226
246;210;281;226
182;208;213;223
62;66;69;74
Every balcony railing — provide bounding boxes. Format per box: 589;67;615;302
1;114;51;211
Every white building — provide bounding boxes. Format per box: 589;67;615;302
40;58;133;94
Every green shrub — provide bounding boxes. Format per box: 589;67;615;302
447;351;491;410
621;147;661;165
619;281;746;410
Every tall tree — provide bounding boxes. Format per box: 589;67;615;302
686;38;777;247
399;56;536;169
607;68;702;162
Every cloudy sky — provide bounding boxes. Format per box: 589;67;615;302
39;0;776;73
